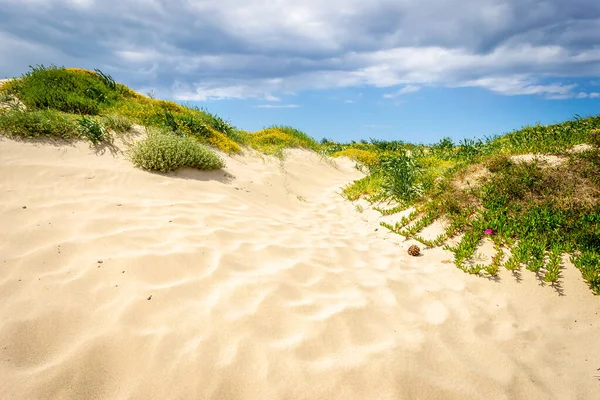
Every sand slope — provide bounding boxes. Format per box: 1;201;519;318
1;137;599;400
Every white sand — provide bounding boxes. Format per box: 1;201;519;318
1;137;599;399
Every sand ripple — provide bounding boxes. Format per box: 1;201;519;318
1;140;599;399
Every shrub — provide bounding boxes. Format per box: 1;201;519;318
102;113;133;133
484;154;514;173
129;131;225;172
0;109;78;139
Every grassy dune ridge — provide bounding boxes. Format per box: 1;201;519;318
1;65;599;293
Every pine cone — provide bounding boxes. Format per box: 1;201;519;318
408;244;421;256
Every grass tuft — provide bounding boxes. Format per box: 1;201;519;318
78;116;110;145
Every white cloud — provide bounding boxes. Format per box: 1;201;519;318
1;0;600;101
383;84;421;98
458;75;577;96
264;93;281;101
571;92;600;99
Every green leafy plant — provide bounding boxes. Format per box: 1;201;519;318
379;154;423;202
571;251;600;294
78;116;108;144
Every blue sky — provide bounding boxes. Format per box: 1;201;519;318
1;0;599;143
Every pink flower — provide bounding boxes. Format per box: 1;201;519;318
591;130;598;135
484;229;494;235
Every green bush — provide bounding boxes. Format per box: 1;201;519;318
102;113;133;133
129;131;225;172
2;65;121;115
0;109;78;139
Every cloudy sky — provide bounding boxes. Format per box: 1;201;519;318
1;0;599;142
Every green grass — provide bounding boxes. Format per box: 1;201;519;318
0;109;79;139
342;172;385;201
1;65;124;115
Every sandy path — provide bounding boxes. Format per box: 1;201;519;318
0;138;599;399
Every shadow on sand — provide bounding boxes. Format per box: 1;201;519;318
165;167;236;184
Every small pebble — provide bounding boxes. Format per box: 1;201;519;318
22;206;27;209
147;295;152;300
122;271;125;273
97;260;103;264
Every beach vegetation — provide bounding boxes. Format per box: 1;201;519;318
2;64;599;293
128;129;225;172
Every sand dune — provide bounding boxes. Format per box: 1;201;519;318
1;137;599;400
